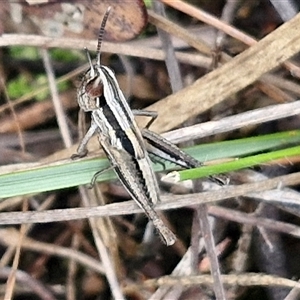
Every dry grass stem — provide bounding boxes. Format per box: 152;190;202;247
164;101;300;143
143;273;300;289
0;34;210;67
41;48;72;148
1;171;300;226
161;0;257;46
0;228;105;274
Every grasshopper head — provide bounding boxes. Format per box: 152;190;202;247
77;7;111;112
77;66;104;111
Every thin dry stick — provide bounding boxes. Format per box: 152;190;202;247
152;1;183;92
215;0;239;49
0;267;56;300
284;280;300;300
0;228;105;274
66;234;79;300
237;169;300;219
41;48;72;148
192;176;226;300
149;249;193;299
1;171;300;225
4;201;28;300
0;195;56;272
0;246;16;269
189;4;236;298
263;74;300;96
144;273;300;289
79;188;125;300
164;101;300;144
270;0;298;22
161;0;258;46
230;224;253;297
42;47;84;299
0;34;210;67
148;10;211;56
208;206;300;239
0;75;26;152
197;205;227;300
0;77;28;299
118;55;134;98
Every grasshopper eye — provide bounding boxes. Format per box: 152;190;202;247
85;77;103;98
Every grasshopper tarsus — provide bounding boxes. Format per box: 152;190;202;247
71;149;88;160
149;155;167;170
90;164;115;187
86;183;94;189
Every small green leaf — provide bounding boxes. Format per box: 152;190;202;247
9;46;39;60
7;74;33;99
144;0;152;8
50;48;82;63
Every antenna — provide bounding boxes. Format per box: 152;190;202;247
96;7;111;66
84;47;94;76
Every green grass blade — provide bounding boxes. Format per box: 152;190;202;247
186;130;300;161
0;158;111;198
178;145;300;182
1;130;300;198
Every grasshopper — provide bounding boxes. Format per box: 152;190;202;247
73;8;221;245
73;8;177;245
